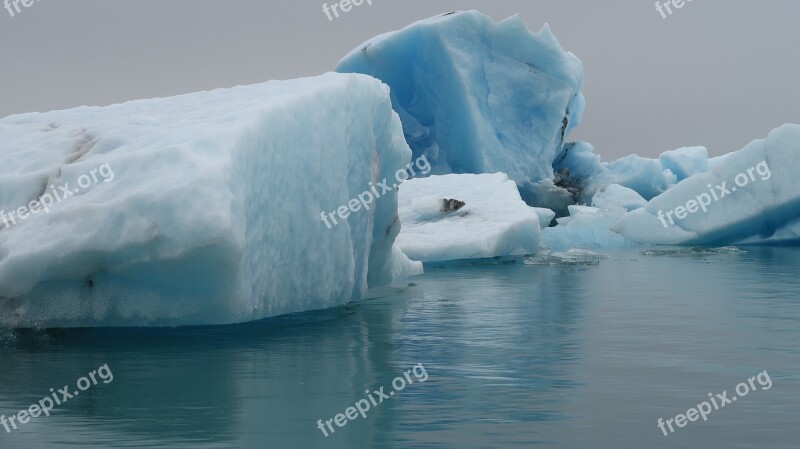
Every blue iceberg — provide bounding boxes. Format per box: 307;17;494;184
613;124;800;246
337;10;585;188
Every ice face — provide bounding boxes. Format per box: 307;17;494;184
336;10;585;187
518;178;577;219
552;141;604;202
542;205;633;250
396;173;546;263
659;146;710;181
613;124;800;246
603;155;678;200
592;184;648;212
546;141;679;213
0;73;421;328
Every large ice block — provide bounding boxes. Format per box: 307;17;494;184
0;73;421;327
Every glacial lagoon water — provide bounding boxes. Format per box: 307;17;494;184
1;247;799;448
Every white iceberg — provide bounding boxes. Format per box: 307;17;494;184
613;124;800;245
0;73;421;328
337;10;585;187
396;173;549;262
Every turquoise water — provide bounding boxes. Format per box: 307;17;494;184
1;247;799;448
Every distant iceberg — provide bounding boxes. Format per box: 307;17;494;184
337;10;585;188
0;73;421;327
538;141;718;224
552;142;696;206
613;124;800;246
543;125;800;248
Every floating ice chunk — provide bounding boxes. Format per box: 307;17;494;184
592;184;647;211
524;248;608;266
641;246;746;257
337;11;585;186
396;173;543;262
659;146;709;181
613;124;800;246
0;73;421;328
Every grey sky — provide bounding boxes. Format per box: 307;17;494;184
1;0;798;161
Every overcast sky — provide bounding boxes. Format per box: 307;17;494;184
1;0;798;160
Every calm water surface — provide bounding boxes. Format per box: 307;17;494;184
1;247;799;448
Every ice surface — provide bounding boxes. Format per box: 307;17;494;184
533;207;557;229
518;178;576;219
551;141;604;202
659;146;709;181
709;153;733;168
613;124;800;245
0;73;421;327
541;205;632;250
523;141;601;217
592;184;647;212
603;155;677;200
337;10;585;186
396;173;544;262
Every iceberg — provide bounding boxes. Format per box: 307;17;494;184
336;10;585;187
0;73;421;328
613;124;800;246
396;173;550;262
